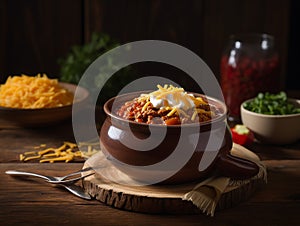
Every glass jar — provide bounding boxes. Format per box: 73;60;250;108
220;33;280;122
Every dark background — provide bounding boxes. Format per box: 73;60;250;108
0;0;299;90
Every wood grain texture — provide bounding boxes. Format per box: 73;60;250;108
0;116;300;225
82;166;265;214
0;0;291;89
0;0;83;81
0;121;75;163
83;0;290;88
1;160;300;225
0;0;7;83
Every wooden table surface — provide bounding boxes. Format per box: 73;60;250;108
0;119;300;226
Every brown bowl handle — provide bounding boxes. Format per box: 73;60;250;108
216;153;259;179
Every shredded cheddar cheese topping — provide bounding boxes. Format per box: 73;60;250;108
117;84;218;125
0;73;74;109
19;141;99;163
139;84;214;118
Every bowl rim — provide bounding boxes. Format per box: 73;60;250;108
0;82;89;112
103;90;228;128
241;97;300;118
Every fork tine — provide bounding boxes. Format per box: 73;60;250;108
49;172;95;184
60;166;94;179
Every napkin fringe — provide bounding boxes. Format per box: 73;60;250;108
182;160;267;217
182;176;229;217
183;190;216;216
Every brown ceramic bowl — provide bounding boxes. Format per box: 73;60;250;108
0;82;89;127
100;91;259;184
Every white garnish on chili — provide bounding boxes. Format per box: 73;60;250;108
148;85;195;111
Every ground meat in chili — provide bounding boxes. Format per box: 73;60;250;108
116;97;218;125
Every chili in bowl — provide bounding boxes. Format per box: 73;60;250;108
100;85;259;185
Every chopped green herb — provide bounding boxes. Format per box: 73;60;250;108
58;32;137;106
243;92;300;115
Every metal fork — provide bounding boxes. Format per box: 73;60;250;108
6;167;94;184
5;167;95;199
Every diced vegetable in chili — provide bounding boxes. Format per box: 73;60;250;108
243;91;300;115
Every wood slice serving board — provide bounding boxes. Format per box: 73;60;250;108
82;147;265;215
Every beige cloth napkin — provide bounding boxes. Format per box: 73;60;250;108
182;143;267;216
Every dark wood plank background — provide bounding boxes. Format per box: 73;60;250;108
0;0;298;90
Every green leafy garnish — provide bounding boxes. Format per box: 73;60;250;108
58;32;136;106
243;91;300;115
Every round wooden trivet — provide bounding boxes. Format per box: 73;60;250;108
82;151;265;214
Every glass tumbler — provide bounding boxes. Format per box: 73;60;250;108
220;33;280;122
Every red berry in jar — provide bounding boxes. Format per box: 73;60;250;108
220;33;280;122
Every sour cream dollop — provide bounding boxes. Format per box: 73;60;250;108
148;85;195;111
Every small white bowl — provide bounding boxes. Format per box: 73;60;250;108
241;98;300;145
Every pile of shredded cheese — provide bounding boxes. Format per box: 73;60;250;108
0;73;74;109
140;84;213;119
19;141;99;163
